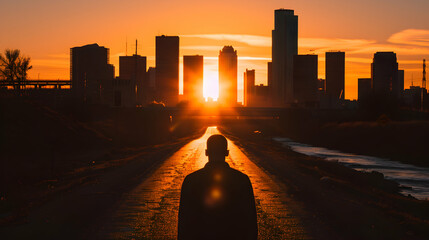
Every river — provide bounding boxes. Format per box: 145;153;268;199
273;138;429;200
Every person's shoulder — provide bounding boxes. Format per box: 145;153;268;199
183;168;205;182
228;167;251;181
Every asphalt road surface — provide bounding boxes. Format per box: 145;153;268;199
98;126;309;239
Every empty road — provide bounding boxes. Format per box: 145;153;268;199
98;126;309;239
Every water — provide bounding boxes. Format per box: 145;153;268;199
273;138;429;200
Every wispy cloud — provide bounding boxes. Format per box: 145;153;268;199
181;45;223;51
299;38;376;52
181;34;271;47
32;59;68;68
388;29;429;47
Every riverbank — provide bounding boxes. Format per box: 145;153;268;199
287;120;429;168
219;124;429;239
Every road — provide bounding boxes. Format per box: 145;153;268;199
98;126;309;239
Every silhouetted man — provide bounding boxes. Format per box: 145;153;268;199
178;134;257;240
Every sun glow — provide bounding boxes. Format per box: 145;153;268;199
203;70;219;101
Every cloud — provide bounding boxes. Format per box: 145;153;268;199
32;59;68;68
181;34;271;47
388;29;429;47
181;45;223;51
299;38;376;52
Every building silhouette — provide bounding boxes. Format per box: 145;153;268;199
70;43;114;103
371;52;399;96
253;84;271;107
267;61;272;88
318;78;326;92
326;51;345;100
358;78;372;101
119;54;147;106
293;55;318;107
272;9;298;107
243;69;255;106
183;55;204;105
156;35;179;106
398;69;404;98
218;46;238;106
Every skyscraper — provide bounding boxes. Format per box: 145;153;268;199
326;51;345;100
371;52;399;95
267;61;272;88
358;78;372;101
272;9;298;107
156;35;179;106
244;69;255;107
218;46;238;106
293;55;318;106
398;69;404;98
183;55;204;104
71;43;114;103
119;54;147;105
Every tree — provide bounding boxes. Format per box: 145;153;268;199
0;49;32;93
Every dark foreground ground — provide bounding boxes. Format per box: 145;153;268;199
0;124;428;239
219;123;429;239
1;99;428;239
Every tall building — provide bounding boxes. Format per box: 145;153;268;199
183;55;204;104
71;43;114;103
119;54;147;105
272;9;298;106
293;55;318;106
398;69;404;98
358;78;372;101
326;51;345;100
267;61;272;88
253;84;271;107
156;35;179;106
147;67;157;102
244;69;255;106
218;46;238;106
371;52;399;95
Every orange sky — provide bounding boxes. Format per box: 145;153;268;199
1;0;429;100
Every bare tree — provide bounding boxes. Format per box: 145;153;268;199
0;49;32;93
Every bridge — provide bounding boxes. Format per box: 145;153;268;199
0;80;71;89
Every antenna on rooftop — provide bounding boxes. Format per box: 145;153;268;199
423;59;426;89
135;39;138;55
126;36;128;56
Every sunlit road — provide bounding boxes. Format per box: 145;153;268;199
98;127;308;239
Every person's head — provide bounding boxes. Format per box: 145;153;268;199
205;134;229;162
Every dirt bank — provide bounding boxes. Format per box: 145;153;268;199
219;124;429;240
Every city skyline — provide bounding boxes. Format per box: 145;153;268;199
1;0;429;100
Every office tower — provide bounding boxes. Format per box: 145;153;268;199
272;9;298;106
156;35;179;106
71;43;114;103
119;54;147;105
398;69;404;98
318;79;326;92
244;69;255;106
267;61;272;87
371;52;399;95
183;55;204;104
358;78;372;101
218;46;238;106
293;55;318;106
147;67;157;102
253;84;271;107
326;51;345;100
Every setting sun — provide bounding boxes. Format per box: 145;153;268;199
203;69;219;101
